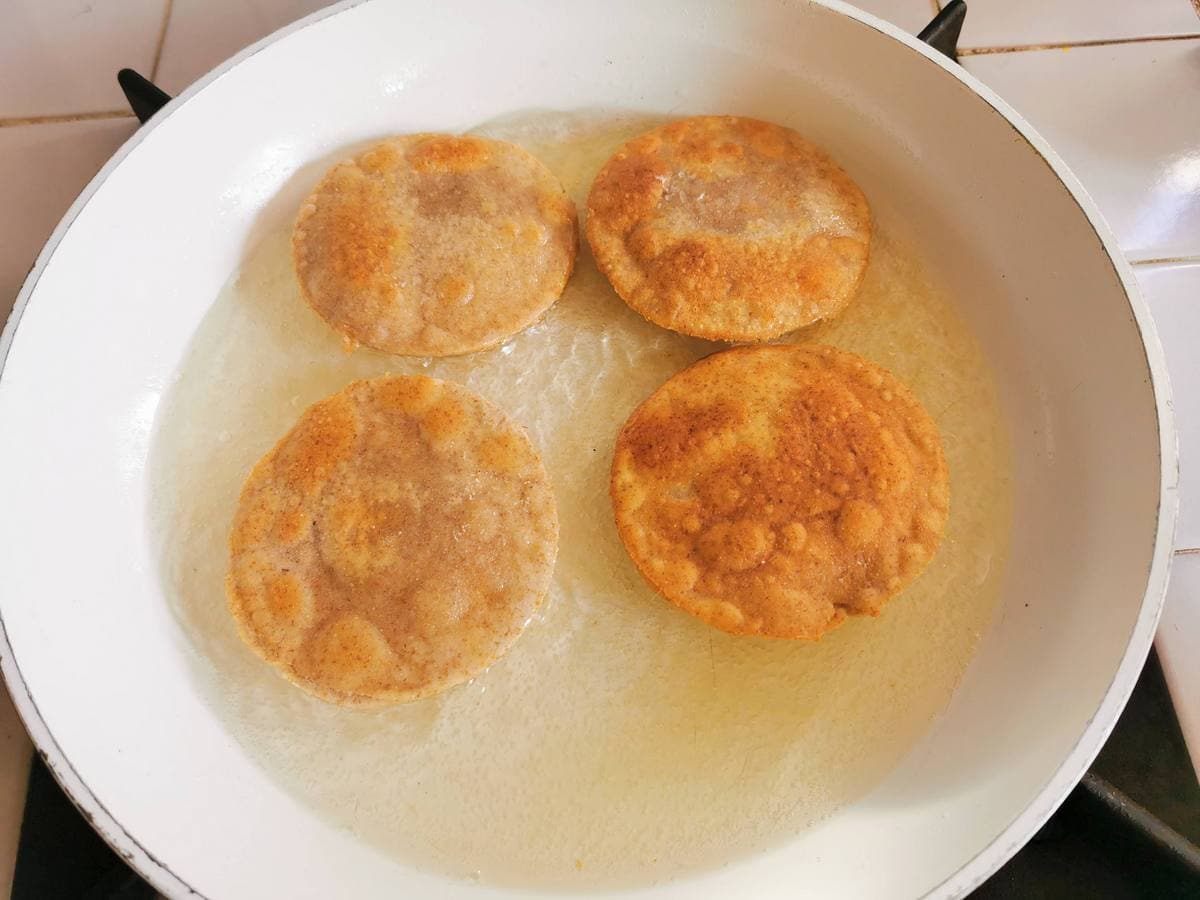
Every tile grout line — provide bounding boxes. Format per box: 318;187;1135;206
0;110;134;128
1129;255;1200;267
0;0;174;129
959;32;1200;56
150;0;175;83
1178;548;1200;556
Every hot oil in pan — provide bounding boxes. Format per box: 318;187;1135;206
151;112;1012;888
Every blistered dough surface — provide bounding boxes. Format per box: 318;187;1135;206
587;116;870;341
227;375;558;705
294;135;577;356
612;344;948;640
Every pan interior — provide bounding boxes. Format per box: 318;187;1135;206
152;110;1011;889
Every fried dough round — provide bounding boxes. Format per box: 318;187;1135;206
611;344;947;640
227;375;558;705
586;116;871;341
293;134;578;357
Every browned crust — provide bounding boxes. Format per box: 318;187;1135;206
610;344;947;640
293;134;578;357
586;116;871;342
227;375;558;705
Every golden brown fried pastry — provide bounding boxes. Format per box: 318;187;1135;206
611;344;947;640
227;375;558;705
293;134;577;356
586;116;871;341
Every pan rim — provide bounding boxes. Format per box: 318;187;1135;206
0;1;1178;897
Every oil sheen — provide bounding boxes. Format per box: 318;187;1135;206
150;112;1013;889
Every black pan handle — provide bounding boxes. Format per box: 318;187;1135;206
117;69;172;125
917;0;966;63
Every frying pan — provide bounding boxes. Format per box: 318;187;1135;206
0;0;1179;897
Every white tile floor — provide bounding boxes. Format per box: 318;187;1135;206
1138;262;1200;551
0;0;1198;893
0;0;163;119
957;0;1200;48
964;39;1200;261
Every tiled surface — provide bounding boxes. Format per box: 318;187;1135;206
155;0;333;95
1161;553;1200;778
1138;263;1200;552
0;0;164;120
964;38;1200;262
957;0;1200;48
1;0;1200;890
0;118;138;322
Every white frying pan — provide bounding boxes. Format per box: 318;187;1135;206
0;1;1178;897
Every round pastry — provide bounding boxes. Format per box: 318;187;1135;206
227;375;558;705
294;134;577;356
586;116;871;341
610;344;947;640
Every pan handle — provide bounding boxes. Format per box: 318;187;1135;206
917;0;966;63
117;69;172;125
